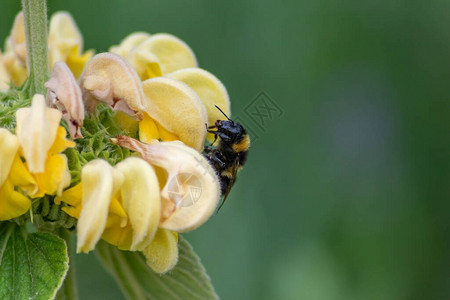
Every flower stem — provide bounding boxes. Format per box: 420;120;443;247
55;228;79;300
21;0;49;95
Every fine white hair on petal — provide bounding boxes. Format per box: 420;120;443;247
80;52;145;119
45;61;84;139
76;159;123;253
112;136;220;232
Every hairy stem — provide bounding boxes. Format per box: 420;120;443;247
21;0;49;95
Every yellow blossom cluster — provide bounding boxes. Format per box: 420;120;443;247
0;11;230;273
0;11;92;90
0;94;74;220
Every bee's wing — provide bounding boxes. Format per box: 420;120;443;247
217;160;239;211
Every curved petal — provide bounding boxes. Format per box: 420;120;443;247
46;62;84;139
80;53;145;118
143;229;178;273
8;154;37;195
109;32;151;58
6;12;26;65
16;94;62;173
77;159;123;253
0;179;31;221
48;11;83;66
0;128;19;186
141;77;207;151
32;154;70;197
127;33;197;79
166;68;231;142
112;137;220;232
115;157;161;251
0;51;11;91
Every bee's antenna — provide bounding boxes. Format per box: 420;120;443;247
215;105;231;121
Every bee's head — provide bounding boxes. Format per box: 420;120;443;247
215;120;246;142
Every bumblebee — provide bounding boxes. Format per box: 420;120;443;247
205;106;250;209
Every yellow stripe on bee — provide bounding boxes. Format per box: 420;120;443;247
232;134;250;153
221;167;233;178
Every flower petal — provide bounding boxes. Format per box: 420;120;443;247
0;128;19;187
76;159;123;253
80;53;145;118
0;179;31;221
143;229;178;274
141;77;207;151
8;154;37;195
109;32;151;58
112;136;220;232
16;94;62;173
55;182;82;218
166;68;230;142
127;33;197;79
48;12;83;65
115;157;161;250
32;154;71;197
6;12;26;65
0;52;10;91
46;62;84;139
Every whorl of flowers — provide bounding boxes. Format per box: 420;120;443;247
0;11;231;273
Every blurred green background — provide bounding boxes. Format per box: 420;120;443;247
1;0;449;299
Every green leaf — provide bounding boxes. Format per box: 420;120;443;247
96;236;219;300
0;223;69;300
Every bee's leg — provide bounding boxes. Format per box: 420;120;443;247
207;131;231;141
210;134;218;146
210;153;227;168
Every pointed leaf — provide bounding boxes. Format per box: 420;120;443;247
0;223;69;300
96;236;218;300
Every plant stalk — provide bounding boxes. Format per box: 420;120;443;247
55;228;79;300
21;0;49;95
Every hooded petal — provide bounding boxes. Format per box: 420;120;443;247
112;136;220;232
166;68;230;142
141;77;207;151
115;157;161;250
16;94;62;173
46;62;84;139
48;12;82;65
109;32;151;58
80;53;145;118
127;33;197;80
143;229;178;273
76;159;124;253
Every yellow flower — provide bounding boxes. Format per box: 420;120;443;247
110;32;231;142
16;94;74;197
2;12;27;86
56;30;229;273
110;33;197;81
48;11;94;79
57;138;220;272
0;128;35;220
45;61;85;139
0;11;93;88
56;158;162;251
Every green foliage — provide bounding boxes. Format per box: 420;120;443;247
0;222;69;300
96;236;219;300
